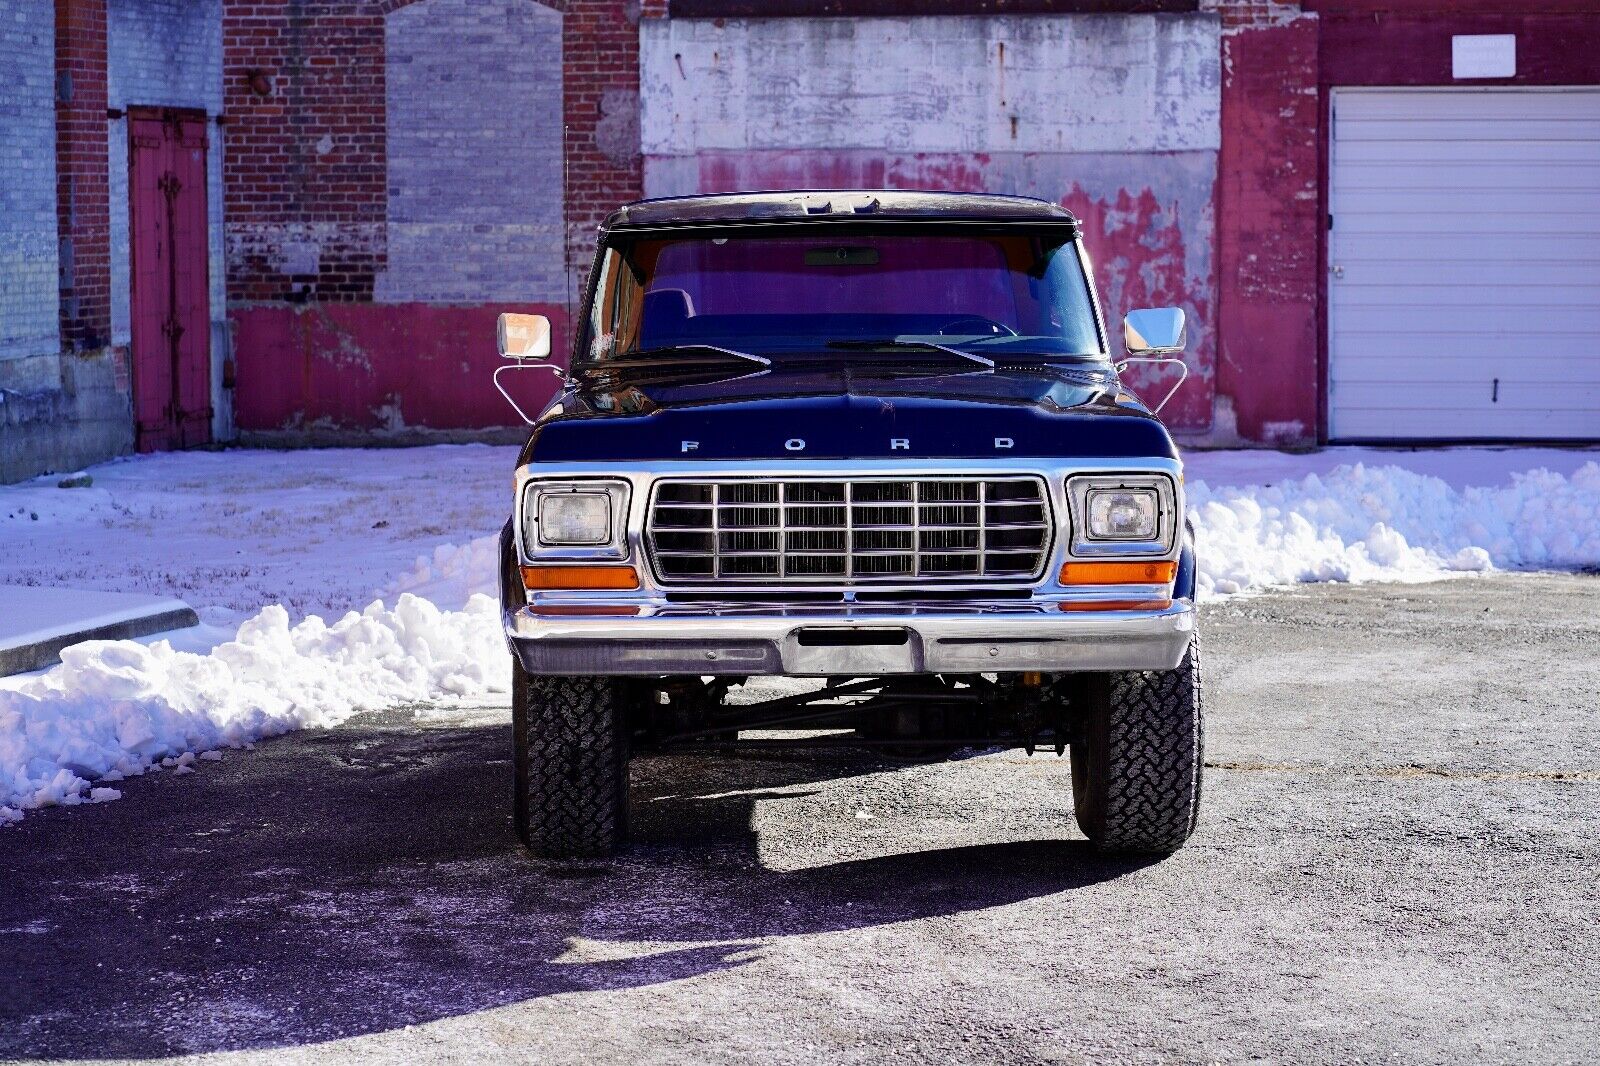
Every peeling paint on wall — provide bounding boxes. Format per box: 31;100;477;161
643;149;1217;430
640;14;1220;431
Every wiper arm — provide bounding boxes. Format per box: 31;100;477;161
824;338;994;370
598;344;771;369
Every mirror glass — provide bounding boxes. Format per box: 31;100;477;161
1123;307;1186;355
497;313;552;361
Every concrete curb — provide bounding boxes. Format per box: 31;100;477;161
0;589;200;677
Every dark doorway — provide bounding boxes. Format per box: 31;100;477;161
128;107;211;451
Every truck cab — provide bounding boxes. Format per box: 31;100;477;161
497;190;1201;859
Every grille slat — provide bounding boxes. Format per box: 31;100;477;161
648;477;1050;586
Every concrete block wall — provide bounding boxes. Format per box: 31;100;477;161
106;0;230;441
641;14;1221;432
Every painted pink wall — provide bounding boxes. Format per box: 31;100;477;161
231;303;566;432
682;150;1218;431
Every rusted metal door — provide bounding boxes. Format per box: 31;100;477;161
129;108;211;451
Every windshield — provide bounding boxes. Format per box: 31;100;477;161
579;229;1105;364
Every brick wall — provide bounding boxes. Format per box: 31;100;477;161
55;0;113;353
1211;0;1320;444
223;0;388;304
227;0;589;435
0;1;61;385
563;0;648;309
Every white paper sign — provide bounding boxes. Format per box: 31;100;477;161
1452;35;1516;80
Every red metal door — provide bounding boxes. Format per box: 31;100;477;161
129;108;211;451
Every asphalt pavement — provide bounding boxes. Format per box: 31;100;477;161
2;573;1597;1064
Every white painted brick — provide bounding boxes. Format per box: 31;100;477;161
642;14;1221;157
376;0;566;305
0;0;60;374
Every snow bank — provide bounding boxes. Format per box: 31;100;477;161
387;460;1600;605
0;595;504;819
390;537;500;610
4;448;1600;822
1190;461;1600;596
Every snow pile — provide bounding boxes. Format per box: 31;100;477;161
1190;461;1600;596
390;536;501;610
0;595;504;819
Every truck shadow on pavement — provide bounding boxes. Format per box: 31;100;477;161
0;711;1154;1058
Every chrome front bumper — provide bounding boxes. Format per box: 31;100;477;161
504;598;1195;677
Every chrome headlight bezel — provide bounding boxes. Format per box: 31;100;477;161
1066;473;1177;558
520;478;632;561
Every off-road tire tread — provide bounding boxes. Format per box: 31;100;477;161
512;666;628;858
1074;635;1203;853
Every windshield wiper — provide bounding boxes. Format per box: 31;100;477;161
824;338;994;370
590;344;771;370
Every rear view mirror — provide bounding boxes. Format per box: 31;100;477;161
497;313;551;361
1123;307;1186;355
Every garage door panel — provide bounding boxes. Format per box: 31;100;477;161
1332;407;1600;440
1337;90;1600;122
1329;89;1600;441
1336;140;1600;164
1332;259;1600;287
1335;189;1600;217
1331;344;1600;372
1333;283;1600;308
1332;355;1600;387
1336;235;1600;263
1334;305;1600;334
1336;163;1600;192
1334;381;1600;410
1338;118;1600;142
1336;212;1600;236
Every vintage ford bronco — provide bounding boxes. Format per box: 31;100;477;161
496;191;1200;859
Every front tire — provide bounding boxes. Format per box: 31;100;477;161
512;663;630;858
1071;634;1203;853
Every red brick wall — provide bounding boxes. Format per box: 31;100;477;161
562;0;649;309
1213;1;1321;445
222;1;388;304
55;0;112;352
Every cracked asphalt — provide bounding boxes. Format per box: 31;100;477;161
2;573;1597;1064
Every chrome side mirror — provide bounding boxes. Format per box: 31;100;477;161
497;312;552;361
1123;307;1186;355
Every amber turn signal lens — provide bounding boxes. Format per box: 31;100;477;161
521;565;640;591
1058;560;1177;586
1060;599;1173;612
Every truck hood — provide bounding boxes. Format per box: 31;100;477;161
523;363;1177;464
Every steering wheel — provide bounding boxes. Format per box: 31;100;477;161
938;316;1018;338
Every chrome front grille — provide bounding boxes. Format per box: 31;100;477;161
647;477;1051;585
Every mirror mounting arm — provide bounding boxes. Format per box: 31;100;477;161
493;361;564;426
1114;356;1189;416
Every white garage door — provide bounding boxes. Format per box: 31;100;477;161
1328;88;1600;441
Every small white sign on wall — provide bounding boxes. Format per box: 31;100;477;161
1452;34;1516;80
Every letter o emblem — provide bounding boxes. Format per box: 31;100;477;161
785;438;806;451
